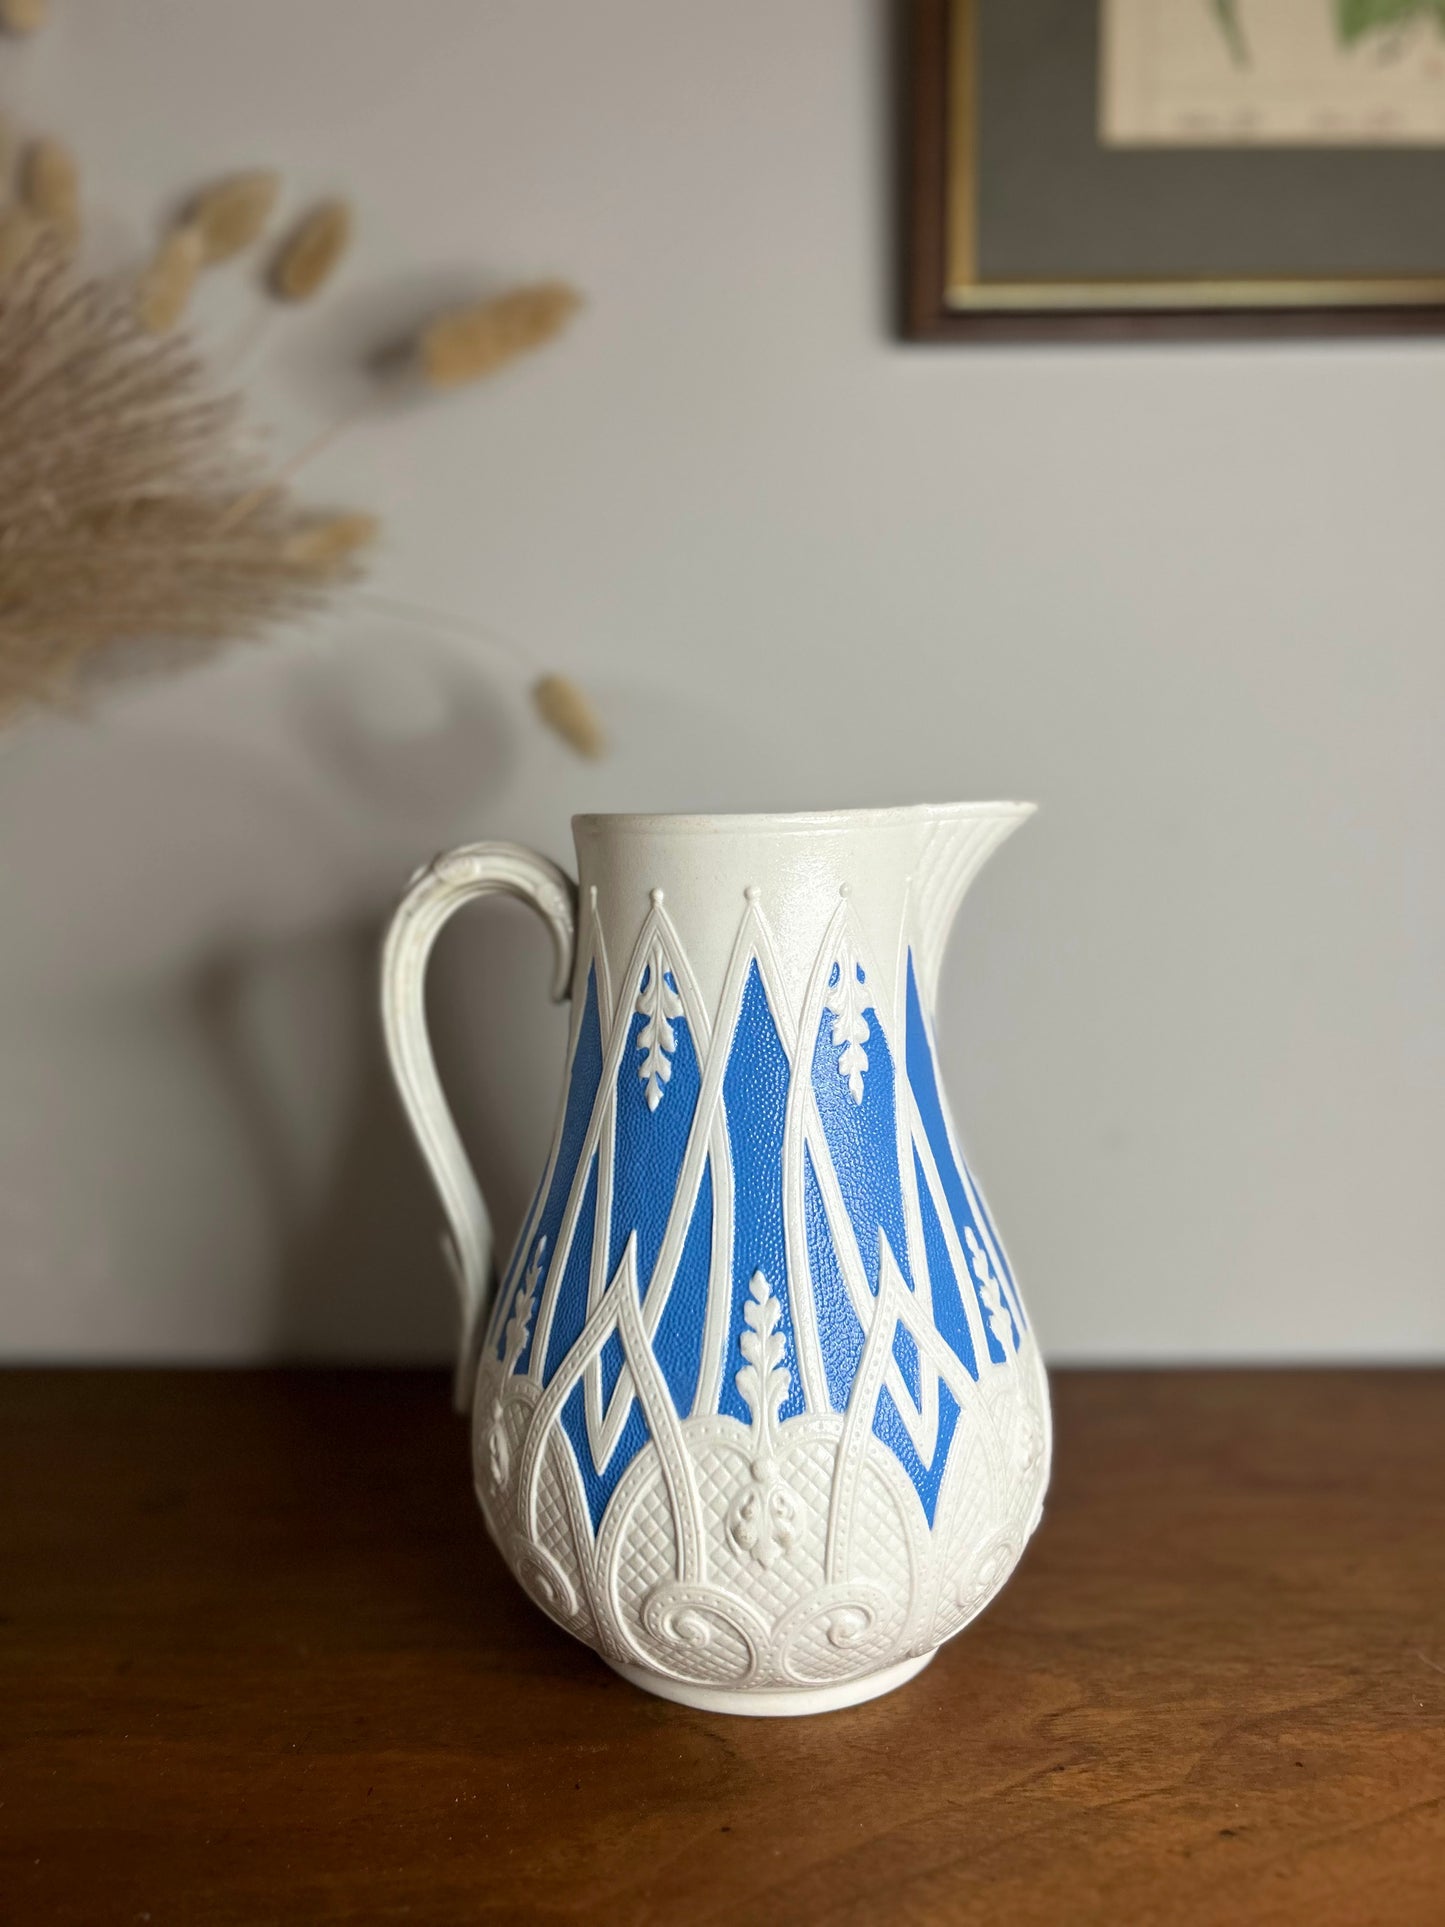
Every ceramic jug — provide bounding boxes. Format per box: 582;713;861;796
381;804;1050;1715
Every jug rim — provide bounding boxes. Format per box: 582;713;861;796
573;800;1036;836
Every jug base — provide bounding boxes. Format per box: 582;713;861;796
605;1649;935;1718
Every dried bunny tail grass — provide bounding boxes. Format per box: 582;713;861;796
0;206;42;279
0;0;47;32
188;170;280;264
420;281;582;389
532;673;605;759
219;278;587;525
281;511;378;569
0;240;364;720
270;199;351;302
20;137;79;248
136;225;204;334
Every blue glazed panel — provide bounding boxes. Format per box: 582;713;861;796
872;1380;962;1528
608;994;700;1294
562;1380;650;1534
488;1167;545;1358
540;1154;599;1383
804;1146;865;1413
892;1320;922;1405
651;1161;713;1418
598;1327;626;1408
510;966;604;1371
913;1148;978;1381
719;961;804;1424
904;952;1024;1358
960;1167;1026;1333
810;997;914;1297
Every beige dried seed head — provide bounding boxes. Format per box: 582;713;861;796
0;241;365;720
0;113;14;186
135;225;204;334
0;0;48;33
189;170;280;264
20;137;79;248
0;206;41;279
270;198;351;303
532;674;605;759
281;511;379;569
420;281;582;390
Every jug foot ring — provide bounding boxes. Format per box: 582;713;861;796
603;1649;935;1718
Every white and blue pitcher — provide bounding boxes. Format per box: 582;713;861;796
382;804;1049;1715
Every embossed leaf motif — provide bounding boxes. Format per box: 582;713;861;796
488;1236;545;1488
727;1271;803;1569
734;1269;790;1433
965;1226;1015;1353
825;949;870;1104
635;946;685;1112
502;1236;545;1369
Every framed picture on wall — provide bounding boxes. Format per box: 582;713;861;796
905;0;1445;340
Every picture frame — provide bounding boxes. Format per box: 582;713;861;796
905;0;1445;342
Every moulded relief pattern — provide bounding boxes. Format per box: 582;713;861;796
471;881;1049;1697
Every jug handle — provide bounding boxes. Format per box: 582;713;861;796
380;843;578;1410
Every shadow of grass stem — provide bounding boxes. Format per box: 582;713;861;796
349;591;605;759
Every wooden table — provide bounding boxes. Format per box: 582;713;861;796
3;1370;1442;1924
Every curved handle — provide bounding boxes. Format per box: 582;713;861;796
381;842;577;1409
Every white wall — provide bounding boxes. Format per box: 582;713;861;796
2;0;1441;1364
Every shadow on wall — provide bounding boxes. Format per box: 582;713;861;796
0;618;574;1362
181;892;571;1370
186;924;450;1360
185;896;570;1364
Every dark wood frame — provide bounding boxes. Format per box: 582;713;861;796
904;0;1445;343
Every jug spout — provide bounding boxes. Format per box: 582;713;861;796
911;801;1035;1007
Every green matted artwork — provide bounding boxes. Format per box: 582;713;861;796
905;0;1445;339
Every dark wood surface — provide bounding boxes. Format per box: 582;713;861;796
3;1370;1442;1924
902;0;1445;343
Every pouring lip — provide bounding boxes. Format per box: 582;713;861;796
573;800;1037;837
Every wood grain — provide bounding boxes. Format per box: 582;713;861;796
2;1370;1442;1924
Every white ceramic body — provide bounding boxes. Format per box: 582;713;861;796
382;804;1050;1716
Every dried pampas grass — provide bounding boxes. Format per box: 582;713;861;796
189;170;280;264
0;241;367;718
0;122;598;757
532;673;605;759
271;199;351;303
420;281;582;389
0;0;47;33
20;137;79;248
135;225;204;334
